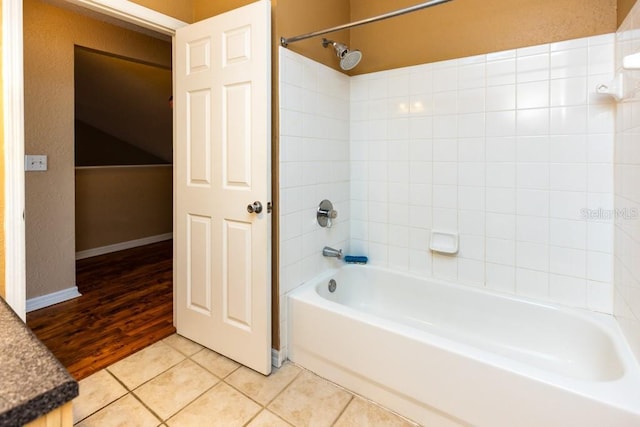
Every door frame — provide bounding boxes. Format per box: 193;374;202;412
3;0;186;319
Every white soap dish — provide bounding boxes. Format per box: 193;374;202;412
429;231;459;255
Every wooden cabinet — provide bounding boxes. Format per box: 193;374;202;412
24;402;72;427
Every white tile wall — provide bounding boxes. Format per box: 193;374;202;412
615;2;640;362
350;34;615;311
278;33;618;355
278;48;351;354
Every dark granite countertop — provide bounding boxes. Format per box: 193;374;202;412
0;297;78;426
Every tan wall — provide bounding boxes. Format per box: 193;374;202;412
349;0;618;75
130;0;194;23
75;167;172;251
193;0;254;21
619;0;638;25
271;0;619;75
23;0;171;299
275;0;350;71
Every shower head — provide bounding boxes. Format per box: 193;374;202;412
340;50;362;71
322;38;362;71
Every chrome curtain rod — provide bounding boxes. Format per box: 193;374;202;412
280;0;453;47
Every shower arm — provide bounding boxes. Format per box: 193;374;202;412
280;0;453;47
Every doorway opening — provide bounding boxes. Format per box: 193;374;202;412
74;46;173;260
12;0;274;378
24;0;176;379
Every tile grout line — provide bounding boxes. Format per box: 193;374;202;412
128;390;164;425
73;369;130;426
96;340;194;425
84;369;135;420
73;394;130;426
229;362;304;426
110;360;226;423
289;361;421;427
159;379;224;424
110;362;181;391
79;335;419;426
329;394;355;427
285;362;357;426
76;338;236;425
158;337;290;424
151;339;241;423
104;364;174;425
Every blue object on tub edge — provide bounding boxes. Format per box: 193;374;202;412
344;255;368;264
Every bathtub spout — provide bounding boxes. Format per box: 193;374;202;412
322;246;343;259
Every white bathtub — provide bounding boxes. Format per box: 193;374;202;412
287;265;640;426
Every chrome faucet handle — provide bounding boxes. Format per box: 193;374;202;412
319;208;338;219
317;199;338;228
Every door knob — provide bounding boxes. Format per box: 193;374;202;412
247;201;263;214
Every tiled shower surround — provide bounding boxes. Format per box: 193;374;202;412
615;2;640;362
279;34;617;354
279;49;351;353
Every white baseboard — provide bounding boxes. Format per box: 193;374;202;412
76;232;173;260
26;286;82;312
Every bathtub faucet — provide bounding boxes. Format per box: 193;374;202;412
322;246;343;259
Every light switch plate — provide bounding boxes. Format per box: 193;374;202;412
25;155;47;171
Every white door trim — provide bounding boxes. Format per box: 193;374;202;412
4;0;186;319
57;0;186;35
3;0;26;319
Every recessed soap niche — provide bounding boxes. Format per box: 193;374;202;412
429;231;459;255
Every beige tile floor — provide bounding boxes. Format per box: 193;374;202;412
73;334;419;427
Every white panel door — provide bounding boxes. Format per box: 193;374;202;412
175;0;271;375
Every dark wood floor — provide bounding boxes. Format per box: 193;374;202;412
27;240;175;380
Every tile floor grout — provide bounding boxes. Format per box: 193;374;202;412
73;334;420;427
166;348;299;425
328;394;356;426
